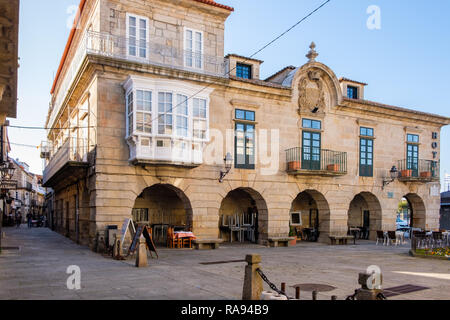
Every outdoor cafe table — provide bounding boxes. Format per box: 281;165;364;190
174;231;197;240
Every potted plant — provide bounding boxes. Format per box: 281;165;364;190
289;226;297;246
400;169;412;177
420;171;432;178
288;161;301;171
327;164;339;172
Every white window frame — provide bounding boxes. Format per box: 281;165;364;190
175;94;190;139
157;91;174;137
192;98;209;141
184;27;204;70
135;89;153;135
126;13;149;59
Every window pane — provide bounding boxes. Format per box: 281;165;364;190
303;119;312;128
245;111;255;121
236;109;245;120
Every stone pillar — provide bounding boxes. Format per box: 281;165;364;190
242;254;263;300
135;236;148;268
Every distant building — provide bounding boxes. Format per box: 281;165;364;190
444;173;450;192
441;191;450;230
8;159;45;220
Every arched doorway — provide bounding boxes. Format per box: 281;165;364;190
402;193;426;230
347;192;382;241
218;188;268;244
290;190;330;242
132;184;193;245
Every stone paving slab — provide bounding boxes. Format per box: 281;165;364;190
0;227;449;300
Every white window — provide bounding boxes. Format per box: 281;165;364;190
176;94;189;137
136;90;152;134
185;29;203;69
158;93;173;135
193;98;207;139
127;91;134;137
127;14;148;58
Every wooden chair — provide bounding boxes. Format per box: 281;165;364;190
167;227;181;249
180;237;192;249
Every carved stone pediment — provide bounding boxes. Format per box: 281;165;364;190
298;70;326;114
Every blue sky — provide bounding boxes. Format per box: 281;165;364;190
11;0;450;189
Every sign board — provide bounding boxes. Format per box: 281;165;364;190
0;179;18;190
127;225;158;259
128;225;146;255
120;218;136;244
430;185;440;197
143;226;158;259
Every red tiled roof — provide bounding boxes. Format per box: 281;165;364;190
194;0;234;11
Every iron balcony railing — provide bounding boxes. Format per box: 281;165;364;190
286;147;347;174
48;30;228;129
42;137;89;185
397;159;439;180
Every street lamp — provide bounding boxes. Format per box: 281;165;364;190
1;160;15;180
382;166;398;190
219;152;233;183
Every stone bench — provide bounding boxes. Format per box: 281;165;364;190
329;235;354;245
193;239;223;250
267;237;296;247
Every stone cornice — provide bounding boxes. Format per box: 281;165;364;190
340;98;450;126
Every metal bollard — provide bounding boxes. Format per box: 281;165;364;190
281;283;286;294
242;254;263;300
331;296;337;300
312;291;318;300
296;287;301;300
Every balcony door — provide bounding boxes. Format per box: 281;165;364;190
407;144;419;177
302;131;321;170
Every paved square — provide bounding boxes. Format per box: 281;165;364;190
0;227;448;300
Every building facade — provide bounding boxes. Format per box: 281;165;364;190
41;0;450;248
7;159;45;220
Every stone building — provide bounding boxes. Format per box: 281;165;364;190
41;0;450;248
8;159;45;219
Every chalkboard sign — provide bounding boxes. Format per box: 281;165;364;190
143;226;158;259
127;225;158;259
127;225;145;256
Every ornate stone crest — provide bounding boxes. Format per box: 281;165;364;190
298;43;326;113
298;70;325;113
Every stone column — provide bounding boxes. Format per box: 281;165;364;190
242;254;263;300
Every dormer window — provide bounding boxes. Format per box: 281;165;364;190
347;86;358;99
236;63;252;79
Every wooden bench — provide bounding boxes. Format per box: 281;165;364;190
193;239;223;250
329;235;354;245
267;237;296;247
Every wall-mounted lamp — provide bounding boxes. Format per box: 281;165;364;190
382;166;398;190
219;152;233;183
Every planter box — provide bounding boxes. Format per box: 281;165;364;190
289;238;297;246
420;171;432;178
288;161;301;171
400;169;412;177
327;164;339;172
